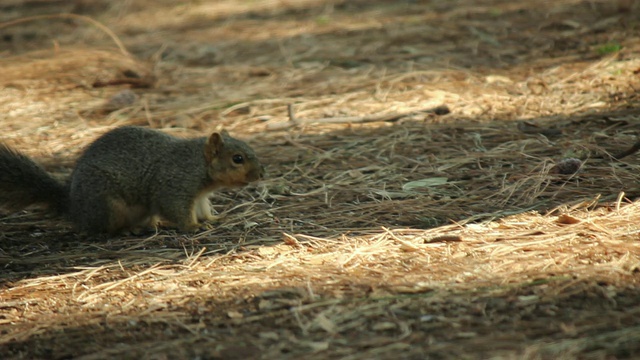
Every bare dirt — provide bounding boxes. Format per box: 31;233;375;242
1;0;640;359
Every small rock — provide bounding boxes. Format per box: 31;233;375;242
104;89;138;111
554;158;582;175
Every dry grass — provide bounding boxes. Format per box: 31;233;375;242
1;0;640;359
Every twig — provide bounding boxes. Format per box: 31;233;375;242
611;139;640;161
287;104;299;126
267;105;450;130
0;13;129;56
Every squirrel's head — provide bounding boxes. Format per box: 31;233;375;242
204;130;264;188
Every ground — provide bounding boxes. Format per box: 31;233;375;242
1;0;640;359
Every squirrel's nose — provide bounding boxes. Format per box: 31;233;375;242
249;165;266;182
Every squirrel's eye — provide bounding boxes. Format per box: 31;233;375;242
232;154;244;164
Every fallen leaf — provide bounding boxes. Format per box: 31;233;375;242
557;214;581;224
425;235;463;243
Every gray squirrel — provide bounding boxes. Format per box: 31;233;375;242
0;126;264;234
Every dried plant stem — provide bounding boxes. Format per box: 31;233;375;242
0;13;129;56
266;105;450;130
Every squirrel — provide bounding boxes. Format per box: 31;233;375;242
0;126;264;234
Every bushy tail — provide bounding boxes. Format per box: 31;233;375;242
0;144;68;214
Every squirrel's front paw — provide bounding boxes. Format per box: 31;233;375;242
201;222;215;231
199;213;225;223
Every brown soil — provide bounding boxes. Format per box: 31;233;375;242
1;1;640;359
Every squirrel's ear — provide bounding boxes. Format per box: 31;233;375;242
205;132;225;160
220;129;230;138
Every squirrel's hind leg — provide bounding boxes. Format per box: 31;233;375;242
158;198;200;232
106;199;155;234
69;192;153;235
127;214;161;235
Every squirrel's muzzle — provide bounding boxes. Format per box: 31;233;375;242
249;164;266;182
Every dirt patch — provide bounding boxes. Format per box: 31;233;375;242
1;0;640;359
